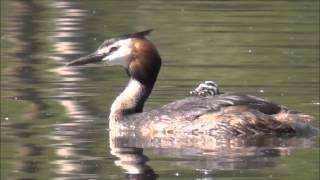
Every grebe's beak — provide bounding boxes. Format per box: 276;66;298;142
66;52;106;66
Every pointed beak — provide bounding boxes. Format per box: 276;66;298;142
66;52;106;66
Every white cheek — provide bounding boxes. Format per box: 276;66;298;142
101;39;133;68
102;47;131;67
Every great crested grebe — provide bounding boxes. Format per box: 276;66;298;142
67;30;317;136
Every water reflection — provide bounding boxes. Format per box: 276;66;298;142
110;144;158;180
1;0;99;179
47;1;100;179
109;129;316;178
1;1;50;179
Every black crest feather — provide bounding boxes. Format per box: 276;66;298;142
99;29;153;49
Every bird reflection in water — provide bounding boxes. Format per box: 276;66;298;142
109;131;158;180
109;128;317;179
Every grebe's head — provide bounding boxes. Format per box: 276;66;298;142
67;29;161;85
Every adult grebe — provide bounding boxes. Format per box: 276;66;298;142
67;30;317;136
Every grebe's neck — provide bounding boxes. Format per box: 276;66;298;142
109;78;153;122
109;37;161;127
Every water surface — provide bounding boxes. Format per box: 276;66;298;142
1;0;319;179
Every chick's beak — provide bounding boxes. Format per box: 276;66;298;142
66;52;106;66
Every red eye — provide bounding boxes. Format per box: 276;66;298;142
109;46;118;53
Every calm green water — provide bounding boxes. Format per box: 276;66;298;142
1;0;319;179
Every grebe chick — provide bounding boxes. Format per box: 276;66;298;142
67;30;317;136
190;81;221;96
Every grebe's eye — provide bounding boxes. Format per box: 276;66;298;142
109;46;119;53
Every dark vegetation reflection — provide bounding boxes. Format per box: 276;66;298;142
2;1;48;178
2;0;100;179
